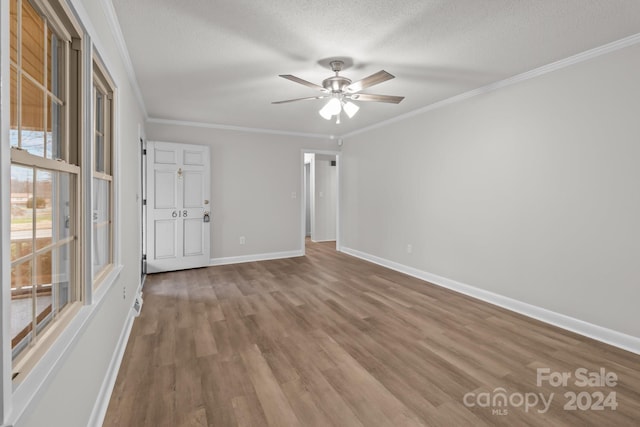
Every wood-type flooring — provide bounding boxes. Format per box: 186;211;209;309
104;240;640;426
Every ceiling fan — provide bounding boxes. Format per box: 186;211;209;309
272;60;404;123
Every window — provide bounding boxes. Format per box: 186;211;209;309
9;0;81;372
92;61;114;286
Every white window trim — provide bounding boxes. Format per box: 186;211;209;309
1;0;14;421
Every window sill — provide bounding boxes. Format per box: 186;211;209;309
7;264;123;426
92;265;122;306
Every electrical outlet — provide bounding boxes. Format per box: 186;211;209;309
239;236;246;245
407;244;413;254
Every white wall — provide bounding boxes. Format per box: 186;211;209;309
312;155;337;242
11;1;146;426
146;122;338;261
341;43;640;340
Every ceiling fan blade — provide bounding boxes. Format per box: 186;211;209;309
346;70;395;93
279;74;328;92
349;93;404;104
272;95;328;104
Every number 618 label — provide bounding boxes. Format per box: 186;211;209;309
171;210;188;218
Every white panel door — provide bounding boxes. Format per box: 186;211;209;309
146;141;210;273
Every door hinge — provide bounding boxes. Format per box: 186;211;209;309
142;254;147;261
142;199;147;206
142;149;147;155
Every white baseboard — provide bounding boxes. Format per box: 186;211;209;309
87;307;137;427
210;250;304;266
340;246;640;355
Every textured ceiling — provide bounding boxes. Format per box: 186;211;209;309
111;0;640;137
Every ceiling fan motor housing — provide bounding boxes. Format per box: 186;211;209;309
322;76;352;93
322;60;352;93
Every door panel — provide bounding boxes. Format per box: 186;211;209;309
155;220;176;258
154;147;177;164
154;170;177;208
183;171;203;208
183;218;204;256
146;141;210;273
184;149;204;165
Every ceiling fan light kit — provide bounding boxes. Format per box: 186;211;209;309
273;60;404;124
319;97;342;120
342;100;359;118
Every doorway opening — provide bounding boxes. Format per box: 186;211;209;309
301;150;340;254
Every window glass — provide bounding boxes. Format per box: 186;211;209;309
95;91;104;172
11;259;33;352
10;0;18;63
47;28;63;97
10;166;76;357
10;66;19;146
54;242;73;312
34;251;53;330
47;96;62;159
21;0;45;85
10;165;34;263
92;178;111;279
9;0;80;366
21;75;45;156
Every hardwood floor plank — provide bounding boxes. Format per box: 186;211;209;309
289;363;366;427
197;356;239;426
105;334;155;426
104;240;640;427
239;344;302;427
231;395;268;427
193;311;218;358
175;363;205;424
144;364;177;427
280;378;337;427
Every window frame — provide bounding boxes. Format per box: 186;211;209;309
91;56;115;288
8;0;84;378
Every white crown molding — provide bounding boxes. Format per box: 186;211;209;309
340;246;640;355
147;117;331;140
341;32;640;139
210;250;304;266
101;0;148;118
